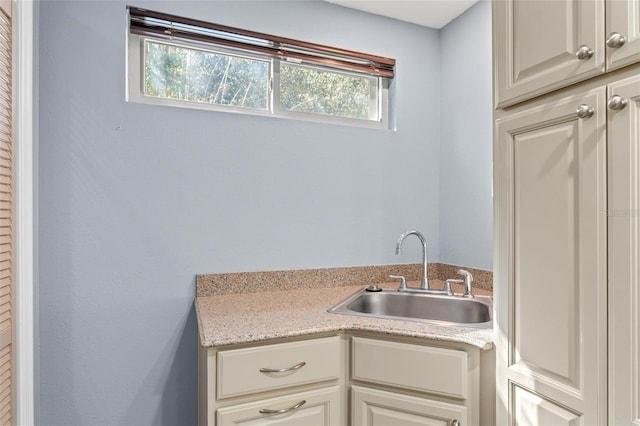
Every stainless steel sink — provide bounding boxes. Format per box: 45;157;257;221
328;288;492;329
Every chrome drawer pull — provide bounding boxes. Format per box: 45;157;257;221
608;95;628;111
607;32;626;48
259;361;306;373
576;104;595;119
259;399;306;414
575;45;594;60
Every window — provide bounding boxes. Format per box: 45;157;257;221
143;40;270;111
279;63;379;121
127;7;394;129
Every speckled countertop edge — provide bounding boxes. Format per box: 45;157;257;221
196;263;493;296
196;281;494;351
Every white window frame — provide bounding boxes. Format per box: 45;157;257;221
127;34;391;130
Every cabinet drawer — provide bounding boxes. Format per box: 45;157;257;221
352;385;467;426
216;385;341;425
217;336;340;399
352;337;468;399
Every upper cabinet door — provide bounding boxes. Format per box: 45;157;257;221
494;0;605;108
607;0;640;70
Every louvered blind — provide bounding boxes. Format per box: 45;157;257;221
0;2;12;424
128;6;395;78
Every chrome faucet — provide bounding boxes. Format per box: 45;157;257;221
395;230;430;290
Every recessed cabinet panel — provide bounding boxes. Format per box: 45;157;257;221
512;121;580;389
513;1;580;80
352;337;467;399
607;74;640;425
217;336;340;399
512;384;582;426
352;385;467;426
216;386;340;426
494;0;604;107
495;88;607;424
607;0;640;70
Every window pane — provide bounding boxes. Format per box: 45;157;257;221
280;63;376;120
144;40;269;110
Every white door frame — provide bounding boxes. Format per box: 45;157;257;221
15;0;34;424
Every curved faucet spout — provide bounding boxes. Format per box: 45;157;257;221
395;230;429;290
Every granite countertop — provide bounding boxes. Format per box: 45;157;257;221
195;280;494;351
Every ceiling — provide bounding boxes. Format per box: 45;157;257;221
323;0;479;29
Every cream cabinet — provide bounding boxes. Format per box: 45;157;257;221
216;387;341;425
607;0;640;70
495;86;608;425
606;74;640;425
216;336;341;399
199;333;488;425
350;337;479;425
198;335;345;426
494;0;640;108
494;67;640;425
352;385;466;426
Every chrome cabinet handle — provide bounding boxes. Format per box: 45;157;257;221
259;361;306;373
576;104;595;118
607;32;626;48
608;95;628;111
449;420;460;426
575;45;594;60
259;400;306;414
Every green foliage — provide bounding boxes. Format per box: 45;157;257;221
144;40;374;120
145;41;269;110
280;64;371;119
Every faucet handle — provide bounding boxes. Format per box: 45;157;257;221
444;278;463;296
389;275;407;291
457;269;474;298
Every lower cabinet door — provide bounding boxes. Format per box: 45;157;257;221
352;385;466;426
511;384;582;425
216;386;340;426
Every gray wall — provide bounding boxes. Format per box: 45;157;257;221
439;0;493;270
38;1;442;424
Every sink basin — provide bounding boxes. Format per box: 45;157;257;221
328;288;492;329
